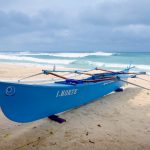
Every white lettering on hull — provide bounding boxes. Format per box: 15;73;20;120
56;89;78;97
103;81;115;85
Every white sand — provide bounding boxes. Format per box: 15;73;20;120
0;63;150;150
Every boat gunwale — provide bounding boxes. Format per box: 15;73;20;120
0;78;119;88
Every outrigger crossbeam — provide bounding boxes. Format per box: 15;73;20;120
17;67;150;91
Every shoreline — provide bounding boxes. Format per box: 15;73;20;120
0;63;150;150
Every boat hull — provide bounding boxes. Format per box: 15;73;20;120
0;79;124;123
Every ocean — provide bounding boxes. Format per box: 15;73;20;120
0;51;150;73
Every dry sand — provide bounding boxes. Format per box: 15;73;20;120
0;63;150;150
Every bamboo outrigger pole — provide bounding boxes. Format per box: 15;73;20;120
18;72;43;82
95;67;113;73
136;76;150;83
96;67;148;76
117;77;150;90
75;71;93;76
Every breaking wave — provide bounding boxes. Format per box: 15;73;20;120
13;51;115;58
0;54;74;65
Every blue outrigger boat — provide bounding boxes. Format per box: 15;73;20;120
0;67;149;123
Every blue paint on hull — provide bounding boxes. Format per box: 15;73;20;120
0;79;124;123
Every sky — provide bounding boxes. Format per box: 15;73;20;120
0;0;150;52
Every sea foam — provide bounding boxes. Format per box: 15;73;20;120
0;54;74;65
13;51;114;58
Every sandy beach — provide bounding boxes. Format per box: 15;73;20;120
0;63;150;150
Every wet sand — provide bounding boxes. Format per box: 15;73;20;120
0;63;150;150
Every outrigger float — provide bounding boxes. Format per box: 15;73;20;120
0;66;149;123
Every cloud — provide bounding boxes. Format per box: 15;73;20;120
0;0;150;51
113;24;150;39
81;0;150;26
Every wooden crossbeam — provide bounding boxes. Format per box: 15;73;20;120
47;72;68;80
